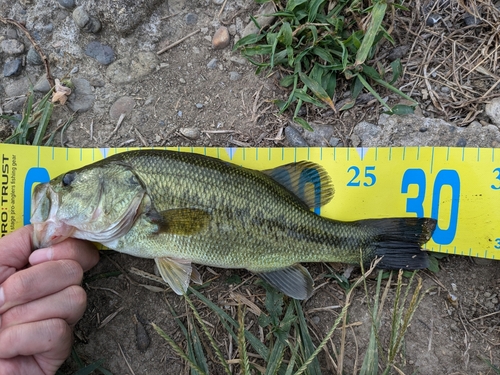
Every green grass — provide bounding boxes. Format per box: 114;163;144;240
234;0;417;130
153;267;414;375
0;80;73;145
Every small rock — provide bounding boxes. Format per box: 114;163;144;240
85;41;115;65
207;58;218;69
106;52;158;85
2;98;26;113
73;6;101;33
27;47;43;65
195;103;203;109
311;316;320;324
70;66;79;74
212;0;224;4
242;2;277;38
351;121;382;146
180;128;201;139
441;86;450;93
66;78;95;113
179;78;186;84
228;24;237;36
5;76;33;97
426;13;442;26
1;39;25;55
229;71;241;81
185;13;198;25
485;98;500;127
3;58;23;77
285;126;308;147
57;0;75;9
109;96;135;121
89;77;105;87
229;56;247;65
212;26;230;50
34;77;51;93
464;13;481;26
177;110;183;117
329;137;341;146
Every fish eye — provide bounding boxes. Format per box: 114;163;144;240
62;172;76;187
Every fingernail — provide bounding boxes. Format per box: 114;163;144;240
29;247;54;265
0;287;4;308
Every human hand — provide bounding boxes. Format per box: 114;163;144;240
0;225;99;375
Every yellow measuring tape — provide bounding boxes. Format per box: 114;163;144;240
1;144;498;259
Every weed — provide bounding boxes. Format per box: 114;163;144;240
235;0;417;129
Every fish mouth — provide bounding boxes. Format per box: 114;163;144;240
31;183;76;249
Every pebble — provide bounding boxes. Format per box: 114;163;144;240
485;98;500;127
212;0;224;4
229;71;241;81
311;316;320;324
70;66;79;74
27;47;43;65
143;96;154;106
1;39;25;55
426;13;442;26
3;58;23;77
5;76;32;97
34;77;51;93
85;41;115;65
3;98;26;113
329;137;342;146
109;96;135;121
180;128;201;139
185;13;198;25
242;2;276;38
464;13;481;26
207;58;218;69
73;6;101;33
106;52;158;85
195;103;203;109
285;126;308;147
177;111;183;117
57;0;75;9
301;123;334;146
179;78;186;84
66;78;95;113
441;86;450;93
212;26;230;50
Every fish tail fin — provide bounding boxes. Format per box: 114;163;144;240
362;217;436;270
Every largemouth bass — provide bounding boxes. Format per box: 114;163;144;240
31;150;436;299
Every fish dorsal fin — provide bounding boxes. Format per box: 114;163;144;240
262;161;334;210
155;257;200;295
148;208;211;235
256;264;314;300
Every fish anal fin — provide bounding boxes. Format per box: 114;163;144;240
155;257;195;295
256;264;313;300
148;208;210;235
262;161;334;210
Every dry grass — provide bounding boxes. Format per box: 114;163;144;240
395;0;500;125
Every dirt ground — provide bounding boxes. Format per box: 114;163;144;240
1;0;500;374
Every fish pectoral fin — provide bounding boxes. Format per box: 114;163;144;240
262;161;334;210
148;208;211;235
256;264;314;300
154;257;196;295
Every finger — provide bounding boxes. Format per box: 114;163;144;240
30;238;100;272
0;318;72;360
0;226;34;284
0;285;87;330
0;260;83;314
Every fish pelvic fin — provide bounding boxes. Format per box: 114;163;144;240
155;257;201;295
256;264;314;300
148;208;211;235
361;217;437;269
262;161;334;210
